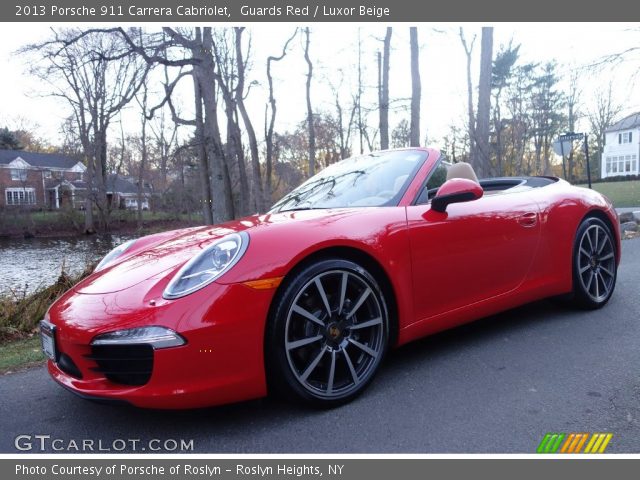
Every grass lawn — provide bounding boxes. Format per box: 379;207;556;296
577;180;640;208
0;336;45;374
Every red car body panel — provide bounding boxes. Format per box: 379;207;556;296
44;148;621;408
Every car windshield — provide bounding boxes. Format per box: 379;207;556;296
270;150;428;212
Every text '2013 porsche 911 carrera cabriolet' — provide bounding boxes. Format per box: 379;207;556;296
41;148;621;408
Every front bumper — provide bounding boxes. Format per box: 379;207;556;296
45;280;275;409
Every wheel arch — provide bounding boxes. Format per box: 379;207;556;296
582;208;620;262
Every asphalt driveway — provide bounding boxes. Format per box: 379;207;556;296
1;239;639;453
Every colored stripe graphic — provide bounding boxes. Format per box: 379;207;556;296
537;433;565;453
584;433;613;453
538;433;613;453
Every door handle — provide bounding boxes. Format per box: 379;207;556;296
518;212;538;227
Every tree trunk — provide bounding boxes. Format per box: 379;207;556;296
137;86;148;230
357;28;364;155
379;27;392;150
225;102;250;216
475;27;493;178
459;28;476;164
93;127;110;231
304;28;316;177
234;28;265;213
199;28;234;224
192;73;214;225
265;29;297;205
83;151;95;234
409;27;421;147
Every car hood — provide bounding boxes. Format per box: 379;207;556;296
74;209;353;294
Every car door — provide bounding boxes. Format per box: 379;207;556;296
405;189;541;323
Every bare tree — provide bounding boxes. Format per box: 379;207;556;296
304;28;316;177
410;27;421;147
191;62;214;225
459;28;477;166
379;27;392;150
233;28;265;212
135;82;149;230
356;28;365;155
565;70;582;181
329;73;358;160
265;29;297;204
475;27;494;178
210;29;250;217
23;29;150;232
78;26;237;223
588;82;622;177
147;75;179;195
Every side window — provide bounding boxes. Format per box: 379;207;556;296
416;158;451;204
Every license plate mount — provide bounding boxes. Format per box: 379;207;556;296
40;320;57;361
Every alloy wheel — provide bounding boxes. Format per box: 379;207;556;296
284;269;386;399
577;223;616;303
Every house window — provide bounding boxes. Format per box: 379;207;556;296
5;188;36;205
633;155;638;173
10;169;27;181
619;131;633;144
43;170;52;179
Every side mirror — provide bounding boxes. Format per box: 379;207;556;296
432;178;483;213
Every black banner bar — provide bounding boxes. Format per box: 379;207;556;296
4;0;640;22
3;459;640;480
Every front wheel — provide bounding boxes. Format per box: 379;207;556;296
266;259;389;407
571;217;617;309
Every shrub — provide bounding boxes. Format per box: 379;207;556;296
0;265;93;341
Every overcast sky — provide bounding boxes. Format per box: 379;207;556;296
0;23;639;152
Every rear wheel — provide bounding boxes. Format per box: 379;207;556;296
266;259;389;407
571;217;617;309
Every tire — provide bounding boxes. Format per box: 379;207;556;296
570;216;617;309
266;258;389;407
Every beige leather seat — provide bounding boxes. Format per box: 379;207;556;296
446;162;479;184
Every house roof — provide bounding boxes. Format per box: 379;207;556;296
106;174;152;195
0;149;81;169
606;112;640;133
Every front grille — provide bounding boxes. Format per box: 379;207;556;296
58;353;83;379
86;344;154;386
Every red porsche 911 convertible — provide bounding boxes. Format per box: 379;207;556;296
41;148;620;408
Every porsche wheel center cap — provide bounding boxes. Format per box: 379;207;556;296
328;324;341;339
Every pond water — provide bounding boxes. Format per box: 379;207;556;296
0;235;133;296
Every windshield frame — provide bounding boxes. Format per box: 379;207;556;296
411;154;452;206
269;149;430;213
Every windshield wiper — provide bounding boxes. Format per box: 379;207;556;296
278;206;326;212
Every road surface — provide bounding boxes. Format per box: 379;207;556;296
2;239;639;453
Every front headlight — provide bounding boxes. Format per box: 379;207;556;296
163;231;249;299
95;239;136;272
91;326;185;349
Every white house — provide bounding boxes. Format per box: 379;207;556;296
602;112;640;179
